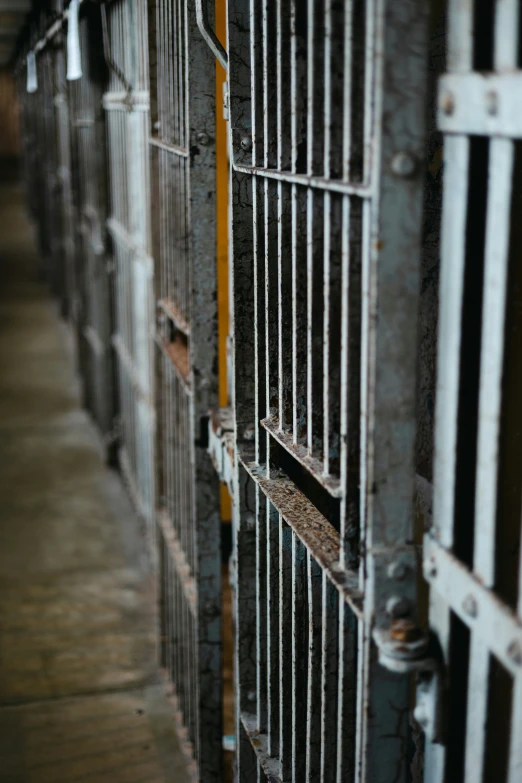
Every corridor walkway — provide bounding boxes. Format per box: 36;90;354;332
0;172;190;783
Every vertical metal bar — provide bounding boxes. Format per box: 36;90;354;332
336;601;357;782
360;0;428;780
266;500;280;757
426;1;473;780
291;534;307;783
465;132;514;783
256;484;267;732
305;553;322;782
279;516;292;780
320;571;338;783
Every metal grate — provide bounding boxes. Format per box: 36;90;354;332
17;2;522;782
148;0;222;778
424;1;522;781
69;9;115;438
225;1;429;780
103;0;155;523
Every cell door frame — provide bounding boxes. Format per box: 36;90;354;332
221;1;433;781
148;0;223;779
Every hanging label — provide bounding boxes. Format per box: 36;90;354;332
26;52;37;93
67;0;82;81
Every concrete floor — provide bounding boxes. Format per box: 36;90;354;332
0;173;190;782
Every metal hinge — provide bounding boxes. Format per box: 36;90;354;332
373;624;445;744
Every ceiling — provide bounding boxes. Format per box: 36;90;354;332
0;1;33;66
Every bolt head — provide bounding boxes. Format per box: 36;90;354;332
485;90;498;116
247;690;256;702
240;135;253;152
462;594;478;618
426;556;437;579
388;561;408;581
386;595;410;619
196;131;211;146
391;151;417;178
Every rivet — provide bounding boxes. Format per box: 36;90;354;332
390;151;417;178
462;594;478;618
247;690;256;702
386;596;410;619
439;90;455;116
426;556;437;579
240;135;253;152
244;512;255;530
485;90;498;116
196;131;211;146
388;561;408;581
507;640;522;667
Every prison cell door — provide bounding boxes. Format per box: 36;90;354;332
147;0;222;778
423;2;522;781
224;1;430;781
102;0;156;524
53;39;76;322
69;9;115;441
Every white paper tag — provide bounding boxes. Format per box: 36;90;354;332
26;51;37;93
66;0;82;81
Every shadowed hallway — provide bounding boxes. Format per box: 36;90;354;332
0;171;190;783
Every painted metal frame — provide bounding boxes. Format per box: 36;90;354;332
69;8;115;440
102;0;156;524
20;2;522;781
224;1;429;781
425;1;522;781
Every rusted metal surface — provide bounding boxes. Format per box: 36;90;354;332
225;0;430;780
241;459;363;621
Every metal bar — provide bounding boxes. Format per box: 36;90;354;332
261;415;342;497
424;535;522;679
195;0;228;69
149;135;189;156
438;72;522;138
107;216;153;266
233;163;372;195
241;459;363;619
102;90;149;109
306;552;322;781
157;511;197;616
425;3;475;779
112;334;155;412
464;137;514;783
